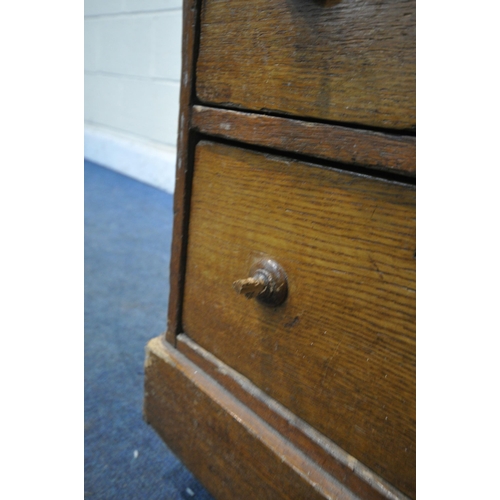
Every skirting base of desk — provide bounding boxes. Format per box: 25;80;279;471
143;336;409;500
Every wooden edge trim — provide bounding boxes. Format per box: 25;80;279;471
191;106;416;177
145;335;357;500
176;334;411;500
166;0;201;345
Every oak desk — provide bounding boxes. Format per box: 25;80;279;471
144;1;415;498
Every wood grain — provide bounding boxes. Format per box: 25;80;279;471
177;334;411;500
183;141;416;497
166;0;200;344
192;106;416;176
144;336;359;500
196;0;415;130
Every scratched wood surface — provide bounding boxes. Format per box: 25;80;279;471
183;141;416;497
144;336;359;500
166;0;200;344
196;0;415;130
191;106;416;176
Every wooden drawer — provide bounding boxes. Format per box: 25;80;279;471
183;141;415;497
196;0;416;130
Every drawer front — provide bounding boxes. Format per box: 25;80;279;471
183;141;415;497
196;0;415;130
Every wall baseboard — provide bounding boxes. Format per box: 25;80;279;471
84;124;176;193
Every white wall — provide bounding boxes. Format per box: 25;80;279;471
84;0;183;192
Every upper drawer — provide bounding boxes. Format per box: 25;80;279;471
183;141;415;497
196;0;416;130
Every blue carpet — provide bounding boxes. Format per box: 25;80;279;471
85;160;213;500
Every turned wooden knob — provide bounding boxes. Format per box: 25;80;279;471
233;258;288;307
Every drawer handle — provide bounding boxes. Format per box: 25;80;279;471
233;258;288;307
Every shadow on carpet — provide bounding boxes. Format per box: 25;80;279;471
85;160;213;500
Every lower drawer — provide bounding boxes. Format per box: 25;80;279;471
183;141;415;497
